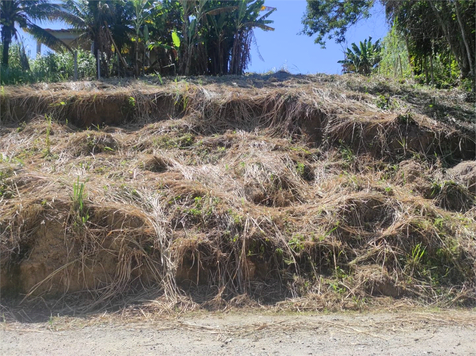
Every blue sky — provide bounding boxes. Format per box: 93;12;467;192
20;0;389;75
248;0;389;74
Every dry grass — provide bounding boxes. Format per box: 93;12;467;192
1;74;475;314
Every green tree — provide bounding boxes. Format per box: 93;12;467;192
303;0;475;89
301;0;374;47
0;0;68;68
384;0;475;84
170;0;275;76
338;37;381;75
378;22;412;79
57;0;132;78
129;0;156;76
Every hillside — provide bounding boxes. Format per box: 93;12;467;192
1;73;475;314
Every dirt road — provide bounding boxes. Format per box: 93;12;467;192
1;310;475;356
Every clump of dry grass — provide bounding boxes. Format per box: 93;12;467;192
1;74;475;313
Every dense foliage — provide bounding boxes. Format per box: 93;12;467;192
385;0;475;88
301;0;373;47
303;0;475;89
0;44;95;84
0;0;275;80
377;23;412;79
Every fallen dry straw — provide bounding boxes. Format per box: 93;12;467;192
1;74;475;312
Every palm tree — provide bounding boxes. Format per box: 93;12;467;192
0;0;68;68
57;0;132;78
339;37;381;76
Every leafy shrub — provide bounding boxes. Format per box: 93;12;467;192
31;50;96;82
1;45;95;85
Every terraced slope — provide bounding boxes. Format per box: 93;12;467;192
1;73;475;311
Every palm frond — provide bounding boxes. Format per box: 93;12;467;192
50;9;86;27
24;22;72;53
242;22;274;32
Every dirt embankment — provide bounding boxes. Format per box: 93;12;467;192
1;73;475;313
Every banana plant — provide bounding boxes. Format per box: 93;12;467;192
178;0;236;75
338;37;382;75
229;0;275;75
131;0;158;76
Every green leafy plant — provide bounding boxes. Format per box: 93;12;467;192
376;93;390;109
171;29;181;49
289;234;305;253
72;177;89;226
338;37;381;75
339;140;355;165
128;96;136;107
296;162;306;177
411;243;426;265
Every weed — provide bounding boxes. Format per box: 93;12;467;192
155;134;194;149
71;177;89;226
156;72;163;85
396;113;415;125
296;162;305;177
376;93;390;109
334;266;348;280
290;146;312;155
411;243;426;265
289;234;305;253
405;243;427;277
430;181;442;197
178;134;194;148
384;186;393;195
339;140;355;165
47;315;55;330
397;137;407;155
0;170;13;199
43;115;52;157
16;121;26;133
329;281;346;295
323;222;339;241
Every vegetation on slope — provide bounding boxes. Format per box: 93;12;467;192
0;74;475;313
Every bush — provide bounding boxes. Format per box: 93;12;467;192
0;44;33;85
1;44;96;85
31;50;96;82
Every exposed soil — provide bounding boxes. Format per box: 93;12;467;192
1;309;475;356
1;73;475;313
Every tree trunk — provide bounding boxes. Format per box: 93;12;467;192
430;54;434;85
230;31;242;75
429;1;466;79
217;35;223;75
135;37;139;77
179;0;190;75
1;25;12;68
453;0;474;79
92;35;100;79
73;51;78;80
424;55;429;85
